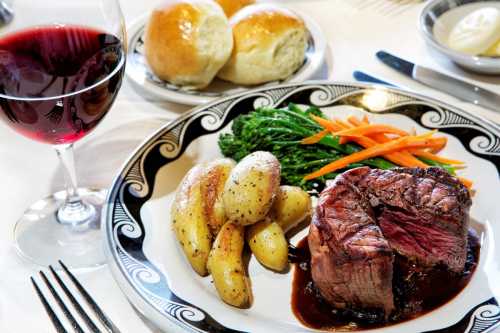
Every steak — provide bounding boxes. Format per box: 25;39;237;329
308;167;471;316
308;168;395;316
357;167;471;272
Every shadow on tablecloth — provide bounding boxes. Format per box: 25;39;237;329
49;117;169;194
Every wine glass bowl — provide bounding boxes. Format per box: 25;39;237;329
0;27;124;144
0;0;126;268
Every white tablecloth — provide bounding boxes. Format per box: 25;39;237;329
1;1;499;332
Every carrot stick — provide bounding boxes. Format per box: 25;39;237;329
347;115;369;126
332;124;409;138
348;117;397;142
339;136;349;144
346;116;465;168
346;135;428;168
309;116;357;144
347;115;362;127
346;116;428;167
347;115;367;128
410;150;464;165
304;132;440;180
312;115;454;171
337;116;469;186
301;130;329;145
334;118;352;130
334;118;352;144
310;115;343;132
339;135;366;145
429;137;447;153
457;177;473;189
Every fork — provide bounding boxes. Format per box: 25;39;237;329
31;260;121;333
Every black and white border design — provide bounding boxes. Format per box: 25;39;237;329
105;82;500;333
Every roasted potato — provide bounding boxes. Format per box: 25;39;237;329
171;164;212;276
208;222;252;308
246;218;288;271
271;185;311;233
200;158;236;235
223;151;280;225
171;159;236;276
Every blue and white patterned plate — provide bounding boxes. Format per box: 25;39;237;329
104;82;500;333
125;12;327;106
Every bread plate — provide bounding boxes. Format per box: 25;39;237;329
104;82;500;333
125;12;327;106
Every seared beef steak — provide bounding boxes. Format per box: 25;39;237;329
308;171;395;316
357;167;471;272
308;167;471;316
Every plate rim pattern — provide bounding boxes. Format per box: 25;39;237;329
104;81;500;333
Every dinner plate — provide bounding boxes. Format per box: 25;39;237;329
125;12;327;106
104;82;500;333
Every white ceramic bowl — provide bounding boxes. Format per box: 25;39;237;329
420;0;500;74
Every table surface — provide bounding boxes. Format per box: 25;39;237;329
1;1;500;332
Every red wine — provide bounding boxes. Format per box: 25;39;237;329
0;25;124;144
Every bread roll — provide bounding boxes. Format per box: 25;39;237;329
144;0;233;89
214;0;255;17
217;4;308;85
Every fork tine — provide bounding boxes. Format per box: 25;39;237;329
49;265;101;333
39;271;85;333
59;260;121;333
31;277;68;333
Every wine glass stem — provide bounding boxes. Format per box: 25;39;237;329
54;144;96;227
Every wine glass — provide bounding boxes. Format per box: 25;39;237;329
0;0;126;268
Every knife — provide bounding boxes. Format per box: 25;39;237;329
376;51;500;112
352;71;395;87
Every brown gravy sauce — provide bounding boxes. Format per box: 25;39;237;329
290;231;480;331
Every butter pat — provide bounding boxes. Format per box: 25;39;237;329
448;7;500;55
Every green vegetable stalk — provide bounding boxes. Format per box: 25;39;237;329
218;104;453;192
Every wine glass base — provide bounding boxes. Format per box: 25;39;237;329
14;188;107;269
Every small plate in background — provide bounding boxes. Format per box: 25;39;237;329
126;12;327;106
420;0;500;74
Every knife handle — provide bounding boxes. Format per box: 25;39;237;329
353;71;394;86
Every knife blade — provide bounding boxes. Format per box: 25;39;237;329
376;51;500;112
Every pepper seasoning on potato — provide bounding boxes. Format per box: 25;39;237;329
172;151;312;308
171;164;212;276
247;217;288;271
200;159;236;235
171;158;235;276
246;186;311;271
271;185;311;233
223;151;280;226
208;222;252;307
